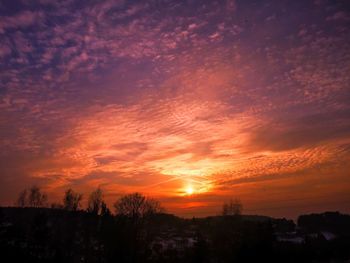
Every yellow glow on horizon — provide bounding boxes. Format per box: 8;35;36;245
185;185;194;195
180;178;213;196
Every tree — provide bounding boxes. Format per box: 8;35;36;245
87;188;105;215
222;198;242;216
114;192;163;218
100;201;111;217
16;189;28;207
63;188;83;211
28;186;48;207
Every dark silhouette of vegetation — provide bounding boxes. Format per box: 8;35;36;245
2;188;349;262
16;189;27;207
87;188;106;215
16;185;48;208
63;188;83;211
222;198;242;216
114;192;164;219
298;211;350;236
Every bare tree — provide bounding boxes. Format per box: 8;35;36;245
87;188;104;215
222;198;243;216
100;201;111;216
114;192;163;218
63;188;83;211
28;186;48;208
16;189;28;207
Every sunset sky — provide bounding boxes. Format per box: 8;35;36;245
1;0;350;218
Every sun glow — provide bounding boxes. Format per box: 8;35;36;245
185;185;194;195
176;175;214;197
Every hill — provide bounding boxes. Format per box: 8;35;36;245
1;207;350;262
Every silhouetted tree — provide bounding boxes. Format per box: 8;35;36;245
87;188;105;215
222;198;242;216
113;193;164;262
100;201;111;216
114;192;163;218
63;188;82;211
16;189;28;207
29;186;48;207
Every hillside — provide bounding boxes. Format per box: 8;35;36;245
1;207;350;262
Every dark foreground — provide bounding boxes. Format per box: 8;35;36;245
1;207;350;262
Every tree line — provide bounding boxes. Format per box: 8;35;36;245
15;185;166;218
15;185;244;217
4;186;349;262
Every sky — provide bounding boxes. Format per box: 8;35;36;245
0;0;350;219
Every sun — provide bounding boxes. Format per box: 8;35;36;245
185;185;194;195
